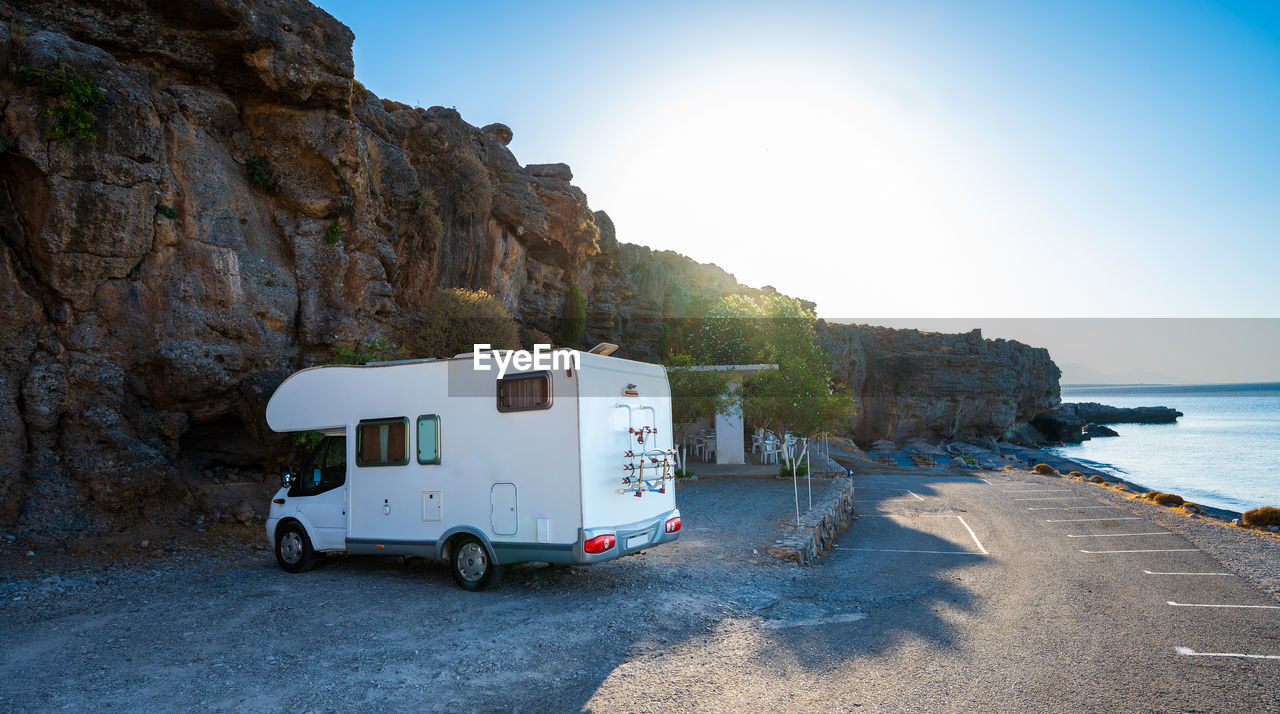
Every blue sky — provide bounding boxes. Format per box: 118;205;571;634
315;0;1280;322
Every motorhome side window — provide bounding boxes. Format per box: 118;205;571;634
356;417;409;467
417;415;441;465
497;371;552;412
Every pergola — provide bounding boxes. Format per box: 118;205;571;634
686;363;778;464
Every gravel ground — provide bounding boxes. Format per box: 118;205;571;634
0;478;842;712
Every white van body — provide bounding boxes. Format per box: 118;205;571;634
262;351;681;577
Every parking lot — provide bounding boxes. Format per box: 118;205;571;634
2;472;1278;711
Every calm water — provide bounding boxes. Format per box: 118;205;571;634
1046;382;1280;514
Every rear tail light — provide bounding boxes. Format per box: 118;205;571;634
665;517;681;533
583;534;616;554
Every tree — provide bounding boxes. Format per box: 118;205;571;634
665;353;736;460
735;294;854;474
414;288;519;358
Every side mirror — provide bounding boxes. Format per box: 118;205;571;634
280;468;295;489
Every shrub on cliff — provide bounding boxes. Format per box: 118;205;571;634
1032;463;1057;475
325;334;405;365
15;65;105;142
1241;506;1280;529
557;284;587;346
415;288;518;358
447;151;493;224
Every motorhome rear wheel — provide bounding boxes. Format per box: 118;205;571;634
450;535;502;591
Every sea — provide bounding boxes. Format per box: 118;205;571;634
1045;382;1280;514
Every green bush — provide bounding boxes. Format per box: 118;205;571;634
156;204;177;219
0;131;15;153
1032;463;1057;475
16;66;105;142
558;283;586;346
324;224;344;244
1241;506;1280;529
294;430;324;453
323;334;405;365
414;288;519;358
779;461;809;478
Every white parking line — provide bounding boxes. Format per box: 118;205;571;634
1175;646;1280;660
1028;506;1117;511
1003;490;1070;494
1144;570;1234;576
1080;548;1199;554
956;516;989;555
1168;601;1280;610
1066;532;1173;538
854;487;926;501
759;613;867;629
1046;517;1144;523
1015;497;1091;501
980;478;995;485
844;548;985;555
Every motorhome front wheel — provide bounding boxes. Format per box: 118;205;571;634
274;522;317;573
450;536;502;591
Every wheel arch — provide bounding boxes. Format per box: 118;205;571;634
275;514;319;547
437;526;498;563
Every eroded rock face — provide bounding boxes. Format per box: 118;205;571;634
817;325;1061;444
0;0;607;538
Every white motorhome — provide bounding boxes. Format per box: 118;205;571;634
263;348;682;590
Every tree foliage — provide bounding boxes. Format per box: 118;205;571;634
686;294;853;444
414;288;519;358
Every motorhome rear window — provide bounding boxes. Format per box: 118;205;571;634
497;371;552;412
356;417;409;467
417;415;441;465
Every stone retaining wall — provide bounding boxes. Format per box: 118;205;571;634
766;478;856;565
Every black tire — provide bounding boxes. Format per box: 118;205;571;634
450;535;502;591
275;521;316;573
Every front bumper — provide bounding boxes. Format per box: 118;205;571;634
574;507;681;565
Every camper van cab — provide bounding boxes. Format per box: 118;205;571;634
263;349;681;590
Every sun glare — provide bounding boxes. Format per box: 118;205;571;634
592;60;998;315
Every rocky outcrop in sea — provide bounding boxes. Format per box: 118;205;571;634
1030;402;1184;443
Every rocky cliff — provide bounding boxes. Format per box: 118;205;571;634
817;324;1061;443
0;0;1062;539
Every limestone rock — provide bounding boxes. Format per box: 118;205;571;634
482;123;513;146
818;325;1060;444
